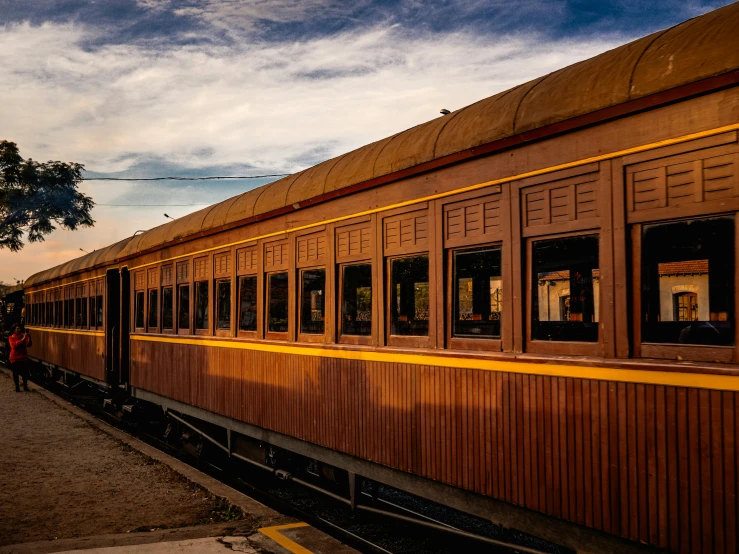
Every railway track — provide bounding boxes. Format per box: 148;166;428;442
35;374;569;554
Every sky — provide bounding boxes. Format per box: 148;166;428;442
0;0;732;283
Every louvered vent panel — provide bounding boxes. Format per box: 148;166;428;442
522;170;600;229
575;181;598;218
134;271;146;290
194;257;209;279
384;210;428;253
265;241;288;268
443;192;502;246
703;154;737;201
238;248;257;273
214;252;231;276
161;265;173;286
337;225;371;260
176;262;189;284
525;190;547;226
627;146;739;220
297;233;327;264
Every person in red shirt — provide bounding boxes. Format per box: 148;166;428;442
9;325;32;392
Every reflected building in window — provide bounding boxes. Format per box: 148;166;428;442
536;269;600;323
657;260;710;322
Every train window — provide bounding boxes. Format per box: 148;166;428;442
64;292;71;327
238;276;257;332
340;263;372;336
452;247;502;339
641;216;734;346
177;284;190;332
55;298;62;327
96;294;103;328
216;280;231;331
135;291;145;329
390;255;430;336
89;296;97;329
162;287;173;330
148;289;158;330
195;281;209;330
531;235;599;342
300;269;325;335
267;272;289;334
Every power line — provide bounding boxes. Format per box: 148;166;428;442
80;174;289;181
96;203;212;207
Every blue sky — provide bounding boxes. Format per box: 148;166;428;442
0;0;731;282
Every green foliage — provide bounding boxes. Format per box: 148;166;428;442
0;140;94;251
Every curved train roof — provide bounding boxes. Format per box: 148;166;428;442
24;236;136;288
25;2;739;288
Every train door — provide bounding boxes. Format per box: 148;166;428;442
119;267;131;385
105;269;120;385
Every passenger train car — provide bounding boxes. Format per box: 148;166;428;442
21;4;739;553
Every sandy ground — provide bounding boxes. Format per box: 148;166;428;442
0;371;242;547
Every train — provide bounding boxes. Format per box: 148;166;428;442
13;4;739;553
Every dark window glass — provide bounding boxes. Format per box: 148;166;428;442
195;281;209;330
341;264;372;336
64;299;70;327
268;272;288;333
217;280;231;330
642;217;734;346
55;300;62;327
390;255;429;336
300;269;325;334
178;285;190;331
239;276;257;332
148;289;158;329
47;302;52;325
453;248;502;339
75;298;83;327
532;235;599;342
135;291;145;328
89;297;96;329
162;287;173;330
96;295;103;327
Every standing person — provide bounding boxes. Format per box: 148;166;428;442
9;325;31;392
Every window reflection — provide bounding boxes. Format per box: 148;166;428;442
148;289;158;329
301;269;325;335
135;291;145;329
532;235;599;342
162;287;173;330
216;280;231;330
642;217;734;345
341;264;372;336
239;276;257;332
453;248;502;339
390;255;429;337
195;281;208;330
177;285;190;332
268;272;288;333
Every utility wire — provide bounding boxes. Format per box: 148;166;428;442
96;203;212;207
80;174;289;181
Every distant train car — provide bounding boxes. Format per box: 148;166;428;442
0;285;25;363
20;4;739;553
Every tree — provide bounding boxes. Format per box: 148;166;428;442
0;140;94;251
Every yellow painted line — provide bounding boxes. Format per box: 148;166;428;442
131;333;739;392
258;522;312;554
26;326;104;337
125;123;739;271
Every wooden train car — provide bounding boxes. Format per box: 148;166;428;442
22;4;739;552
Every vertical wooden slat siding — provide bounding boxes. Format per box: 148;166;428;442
129;342;739;553
28;329;105;382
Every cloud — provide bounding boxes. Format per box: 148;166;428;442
13;0;729;281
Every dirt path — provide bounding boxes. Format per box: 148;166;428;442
0;371;242;547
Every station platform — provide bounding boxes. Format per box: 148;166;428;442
0;368;357;554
